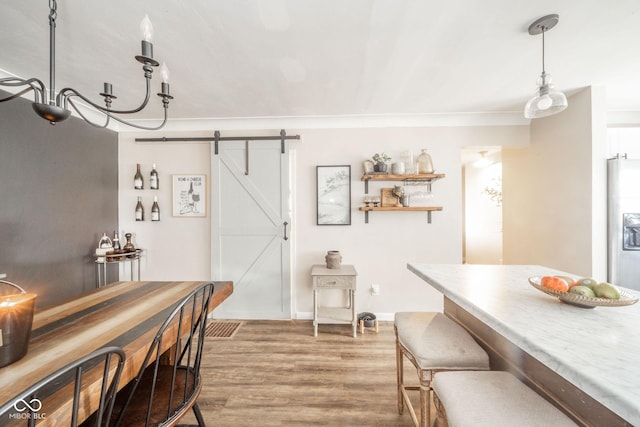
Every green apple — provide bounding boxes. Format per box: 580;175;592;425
575;278;598;290
594;282;621;299
569;285;596;298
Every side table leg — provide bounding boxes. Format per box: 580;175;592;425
313;289;318;337
351;290;356;338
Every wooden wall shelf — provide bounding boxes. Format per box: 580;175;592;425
361;173;445;193
358;206;443;223
361;173;445;181
360;172;446;224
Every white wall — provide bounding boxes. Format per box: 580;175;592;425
119;124;528;319
503;86;608;278
117;131;212;282
608;128;640;159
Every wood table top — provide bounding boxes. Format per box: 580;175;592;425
0;280;233;424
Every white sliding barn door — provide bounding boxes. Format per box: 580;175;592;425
211;140;291;319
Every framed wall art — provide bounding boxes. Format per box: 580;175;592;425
316;165;351;225
172;174;207;217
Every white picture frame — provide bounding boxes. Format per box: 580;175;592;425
172;174;207;217
316;165;351;225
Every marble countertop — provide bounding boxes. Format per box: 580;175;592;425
407;263;640;426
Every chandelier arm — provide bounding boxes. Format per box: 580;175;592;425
57;76;153;115
0;87;38;103
104;106;169;131
67;96;168;131
0;77;46;103
66;98;111;128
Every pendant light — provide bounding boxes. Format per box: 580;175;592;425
524;14;567;119
473;151;491;168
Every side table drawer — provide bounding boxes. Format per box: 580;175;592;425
314;276;355;289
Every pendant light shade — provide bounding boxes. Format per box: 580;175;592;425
524;14;567;119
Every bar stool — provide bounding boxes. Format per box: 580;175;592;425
395;312;490;427
432;371;578;426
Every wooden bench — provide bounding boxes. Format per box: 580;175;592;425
432;371;578;426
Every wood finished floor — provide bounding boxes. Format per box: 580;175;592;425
180;320;424;426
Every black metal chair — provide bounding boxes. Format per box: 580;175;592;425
110;282;214;427
0;345;126;426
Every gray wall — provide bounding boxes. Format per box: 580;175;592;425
0;90;118;308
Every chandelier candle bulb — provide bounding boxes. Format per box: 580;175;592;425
160;63;170;83
140;15;154;59
159;63;171;96
140;14;154;42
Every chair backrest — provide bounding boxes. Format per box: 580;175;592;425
0;345;126;426
112;282;214;427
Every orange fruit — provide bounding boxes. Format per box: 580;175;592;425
541;276;569;292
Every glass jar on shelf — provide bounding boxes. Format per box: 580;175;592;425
400;150;415;174
416;149;434;174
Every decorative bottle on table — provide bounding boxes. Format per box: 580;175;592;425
107;231;124;261
95;232;113;262
135;196;144;221
112;231;121;252
123;232;136;258
134;163;144;189
150;163;159;189
151;196;160;221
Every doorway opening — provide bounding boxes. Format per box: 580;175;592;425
462;148;503;264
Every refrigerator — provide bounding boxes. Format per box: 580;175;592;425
607;156;640;291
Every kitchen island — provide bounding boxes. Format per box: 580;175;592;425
407;263;639;427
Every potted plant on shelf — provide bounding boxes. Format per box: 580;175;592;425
372;153;391;173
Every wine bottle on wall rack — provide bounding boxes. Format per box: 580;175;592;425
134;163;144;189
150;163;159;189
135;196;144;221
151;196;160;221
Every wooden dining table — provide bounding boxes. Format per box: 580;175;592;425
0;280;233;426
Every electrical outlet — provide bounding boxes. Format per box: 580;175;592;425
371;284;380;296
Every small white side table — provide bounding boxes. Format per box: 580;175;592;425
311;264;358;337
94;250;143;287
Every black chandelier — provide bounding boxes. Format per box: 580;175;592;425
0;0;172;129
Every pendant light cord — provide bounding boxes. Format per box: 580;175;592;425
541;27;546;75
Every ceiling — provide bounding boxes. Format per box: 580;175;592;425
1;0;640;129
